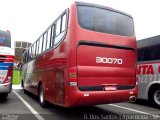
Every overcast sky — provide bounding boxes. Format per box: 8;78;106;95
0;0;160;43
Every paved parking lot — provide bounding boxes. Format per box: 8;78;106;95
0;86;160;120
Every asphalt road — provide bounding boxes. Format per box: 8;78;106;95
0;89;160;120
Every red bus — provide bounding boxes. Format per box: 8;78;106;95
22;2;138;107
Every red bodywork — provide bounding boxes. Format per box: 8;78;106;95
24;3;137;107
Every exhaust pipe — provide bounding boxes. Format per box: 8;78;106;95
129;96;136;102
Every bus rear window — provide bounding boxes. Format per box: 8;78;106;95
0;34;11;47
77;6;134;37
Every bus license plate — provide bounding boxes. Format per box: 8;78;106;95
104;86;117;91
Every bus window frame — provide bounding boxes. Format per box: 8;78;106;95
42;32;47;52
54;9;68;48
22;9;69;64
50;24;55;48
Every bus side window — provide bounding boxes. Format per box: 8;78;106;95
28;47;32;60
56;18;61;37
50;25;55;47
43;32;47;52
32;43;36;58
55;18;61;45
46;28;51;50
23;52;26;63
62;14;67;32
138;47;150;61
26;51;29;62
31;45;34;58
36;40;39;55
150;45;159;60
54;12;67;46
39;37;43;54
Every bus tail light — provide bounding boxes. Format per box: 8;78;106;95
136;76;139;85
2;66;13;84
3;76;12;84
69;67;77;86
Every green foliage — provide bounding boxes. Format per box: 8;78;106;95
12;69;21;84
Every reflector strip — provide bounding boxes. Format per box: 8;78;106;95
69;82;77;86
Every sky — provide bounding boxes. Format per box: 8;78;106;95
0;0;160;43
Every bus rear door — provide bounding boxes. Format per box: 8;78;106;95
76;42;136;92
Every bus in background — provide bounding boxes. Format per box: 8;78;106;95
0;30;14;98
22;2;137;107
137;35;160;107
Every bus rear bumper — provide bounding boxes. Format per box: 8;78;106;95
66;87;138;107
0;82;12;93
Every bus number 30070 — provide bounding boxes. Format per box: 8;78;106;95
96;57;123;64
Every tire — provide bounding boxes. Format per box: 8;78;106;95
21;80;24;88
39;85;46;108
1;93;8;99
23;88;27;94
21;80;26;93
149;87;160;107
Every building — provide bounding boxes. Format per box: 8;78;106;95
15;41;31;62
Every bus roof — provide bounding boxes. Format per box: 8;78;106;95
75;1;132;18
0;30;10;35
137;35;160;48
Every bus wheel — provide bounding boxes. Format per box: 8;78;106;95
21;80;26;93
150;87;160;107
39;85;46;108
21;80;24;91
21;80;24;88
